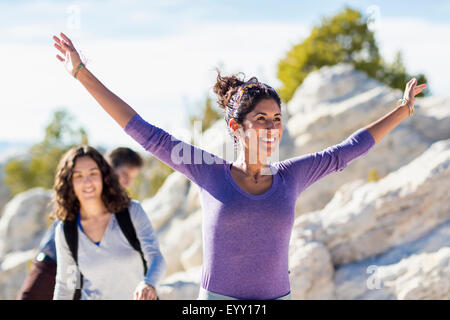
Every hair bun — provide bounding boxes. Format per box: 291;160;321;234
213;69;249;109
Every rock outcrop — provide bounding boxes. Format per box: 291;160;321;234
285;63;450;215
0;188;53;257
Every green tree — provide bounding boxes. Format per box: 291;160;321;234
4;109;88;195
277;6;428;103
378;50;427;96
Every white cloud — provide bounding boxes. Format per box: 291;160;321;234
0;21;308;149
0;24;56;39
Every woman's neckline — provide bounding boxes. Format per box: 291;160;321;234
224;161;278;200
77;211;112;246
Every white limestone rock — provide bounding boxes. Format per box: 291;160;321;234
334;220;450;299
410;96;450;141
0;188;53;258
287;63;382;116
157;266;201;300
157;209;203;276
285;64;450;215
0;249;36;300
180;238;203;271
294;138;450;266
141;171;190;231
288;239;335;299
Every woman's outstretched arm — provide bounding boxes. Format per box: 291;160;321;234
279;77;427;194
52;32;136;128
364;77;427;144
53;32;223;187
280;127;376;194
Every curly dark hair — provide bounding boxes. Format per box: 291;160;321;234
49;145;131;222
212;69;282;144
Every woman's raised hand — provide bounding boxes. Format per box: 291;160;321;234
404;78;427;107
53;32;83;77
52;32;137;128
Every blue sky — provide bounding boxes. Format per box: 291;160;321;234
3;0;450;34
1;0;449;151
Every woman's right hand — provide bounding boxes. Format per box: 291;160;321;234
53;32;83;77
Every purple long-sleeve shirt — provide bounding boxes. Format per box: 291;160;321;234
125;114;375;299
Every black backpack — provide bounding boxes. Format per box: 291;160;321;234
63;207;147;300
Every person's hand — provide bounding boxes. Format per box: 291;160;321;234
52;32;83;77
134;282;158;300
403;78;427;107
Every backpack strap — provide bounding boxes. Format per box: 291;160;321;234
115;207;148;275
63;218;83;300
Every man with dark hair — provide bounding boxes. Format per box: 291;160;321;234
17;147;145;300
105;147;143;189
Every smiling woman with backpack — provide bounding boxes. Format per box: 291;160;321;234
52;32;426;300
16;146;145;300
51;145;166;300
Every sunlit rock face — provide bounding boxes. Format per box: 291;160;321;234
0;188;53;257
285;63;450;216
0;188;52;299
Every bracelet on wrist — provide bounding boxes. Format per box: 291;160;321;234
397;98;414;117
73;62;85;79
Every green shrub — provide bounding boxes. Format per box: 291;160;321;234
4;109;88;195
277;6;428;103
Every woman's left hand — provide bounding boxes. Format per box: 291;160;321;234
134;282;158;300
404;78;427;107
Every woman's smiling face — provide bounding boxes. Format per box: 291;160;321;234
238;98;283;158
72;156;104;204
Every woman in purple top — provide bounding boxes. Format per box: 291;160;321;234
52;32;427;300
